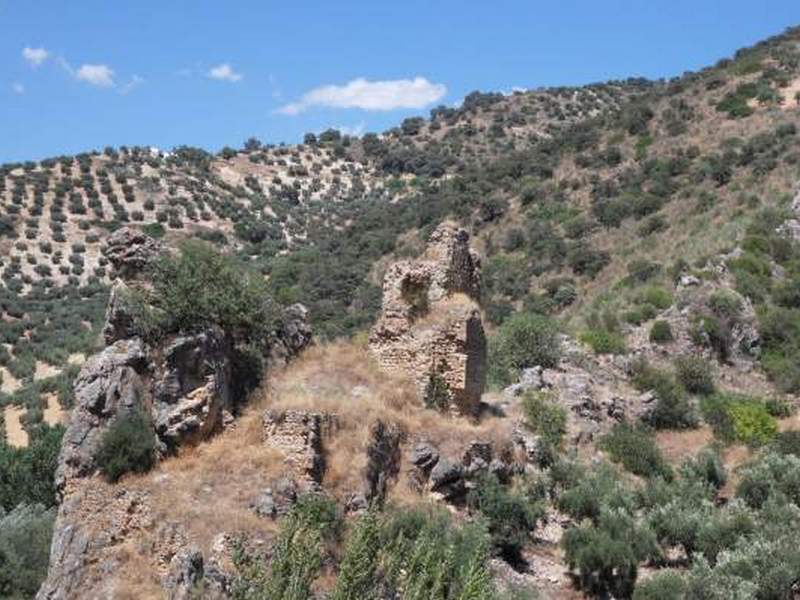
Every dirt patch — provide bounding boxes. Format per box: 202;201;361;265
43;393;68;426
0;366;21;394
34;361;61;381
655;426;715;466
68;353;87;366
781;77;800;109
4;405;28;448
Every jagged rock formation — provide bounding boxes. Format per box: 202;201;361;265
369;223;487;415
39;229;314;600
153;329;233;450
103;226;165;280
55;338;148;498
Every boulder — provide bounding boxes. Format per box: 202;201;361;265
152;329;233;449
270;303;314;366
369;223;487;415
101;279;139;345
103;226;164;279
164;545;204;600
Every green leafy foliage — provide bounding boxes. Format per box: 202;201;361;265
95;409;156;482
521;390;567;447
0;424;64;511
648;320;673;344
145;241;279;344
674;354;715;395
580;329;627;355
600;423;672;480
0;503;56;599
700;393;778;445
488;313;561;386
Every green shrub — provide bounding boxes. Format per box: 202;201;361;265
146;241;279;345
771;430;800;457
521;390;567;448
649;320;673;344
580;329;627;355
638;287;673;310
600;423;672;480
467;473;541;563
700;393;777;445
764;396;794;418
0;503;56;598
633;570;687;600
624;304;657;326
631;360;697;429
736;451;800;509
488;313;561;386
674;354;715;395
96;410;156;482
563;507;658;598
0;424;64;511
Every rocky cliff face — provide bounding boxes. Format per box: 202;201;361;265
37;230;313;600
369;222;487;415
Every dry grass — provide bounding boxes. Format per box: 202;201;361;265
258;338;515;499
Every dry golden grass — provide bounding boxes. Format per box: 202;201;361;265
258;338;515;499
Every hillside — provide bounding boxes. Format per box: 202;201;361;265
3;25;800;600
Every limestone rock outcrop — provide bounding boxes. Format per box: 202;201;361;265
369;223;487;415
103;226;164;279
101;279;139;345
152;329;233;449
55;338;148;497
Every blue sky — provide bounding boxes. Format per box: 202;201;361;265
1;1;799;163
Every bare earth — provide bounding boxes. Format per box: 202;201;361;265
4;404;28;447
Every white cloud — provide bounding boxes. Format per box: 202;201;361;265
278;77;446;115
208;63;242;82
119;74;144;94
11;82;25;95
75;64;115;87
22;46;49;67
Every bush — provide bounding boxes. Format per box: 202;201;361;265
674;354;715;395
0;503;56;598
649;320;674;344
467;473;541;563
521;390;567;447
0;424;64;511
146;241;279;345
488;313;561;386
700;393;778;445
631;360;697;429
580;329;627;355
600;423;672;480
771;430;800;457
638;287;673;310
96;409;156;482
633;570;687;600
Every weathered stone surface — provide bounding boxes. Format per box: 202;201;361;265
251;477;298;519
101;279;138;345
55;338;148;497
103;226;164;279
37;485;154;600
164;545;204;600
270;303;314;366
263;409;336;486
429;458;465;499
369;223;487;415
361;420;404;503
153;329;233;449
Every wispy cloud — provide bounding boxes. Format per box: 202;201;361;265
119;74;144;95
278;77;446;115
11;82;25;95
22;46;49;67
74;64;115;87
208;63;242;82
